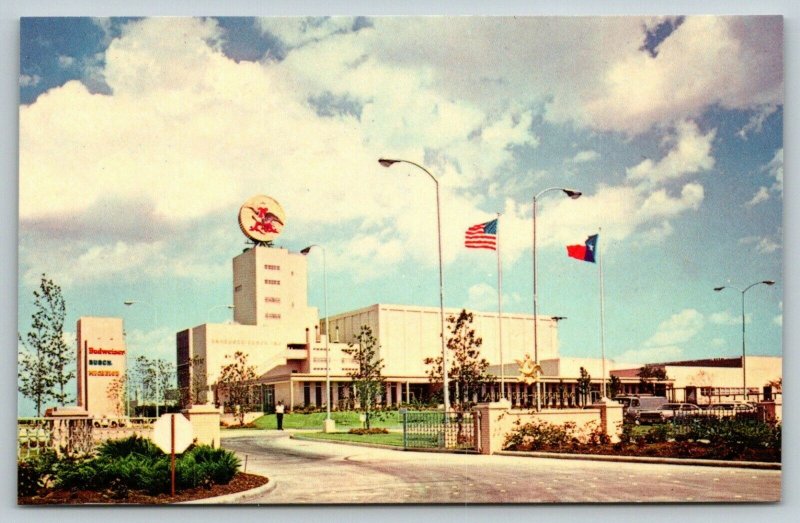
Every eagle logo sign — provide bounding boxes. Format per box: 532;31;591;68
238;195;286;243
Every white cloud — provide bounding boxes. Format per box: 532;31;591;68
20;74;41;87
711;338;726;348
582;17;782;135
568;150;599;164
125;327;176;363
765;148;783;196
614;346;684;366
644;309;704;348
710;310;750;325
257;17;357;49
746;187;770;207
626;120;715;186
58;55;76;68
739;235;781;254
738;105;778;139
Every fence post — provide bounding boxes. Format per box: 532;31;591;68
400;408;408;449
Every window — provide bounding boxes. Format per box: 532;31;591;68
264;297;281;303
234;285;242;292
264;279;280;285
264;313;281;319
264;264;280;270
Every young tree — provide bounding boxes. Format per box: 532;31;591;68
608;374;622;399
425;309;493;411
18;275;75;415
217;351;257;425
343;325;385;429
106;372;128;417
577;367;592;406
190;355;208;405
638;364;668;394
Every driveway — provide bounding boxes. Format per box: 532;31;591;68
221;430;781;504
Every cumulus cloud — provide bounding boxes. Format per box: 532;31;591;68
626;120;715;186
614;346;684;366
764;148;783;196
644;309;705;348
746;187;770;207
20;73;41;87
257;17;360;49
710;310;750;325
739;235;781;254
567;150;599;164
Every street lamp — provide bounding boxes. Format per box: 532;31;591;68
207;304;234;323
532;187;581;410
379;158;450;414
714;280;775;401
301;244;335;433
124;300;161;417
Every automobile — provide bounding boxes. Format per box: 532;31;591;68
616;395;669;423
704;402;757;418
637;403;702;424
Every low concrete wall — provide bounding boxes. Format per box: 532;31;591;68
475;398;623;455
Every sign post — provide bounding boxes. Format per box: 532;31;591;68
152;413;194;497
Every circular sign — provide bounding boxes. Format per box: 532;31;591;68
151;413;194;454
238;195;286;243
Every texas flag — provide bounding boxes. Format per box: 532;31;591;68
567;234;598;263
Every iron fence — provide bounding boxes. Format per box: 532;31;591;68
401;410;478;451
17;417;157;460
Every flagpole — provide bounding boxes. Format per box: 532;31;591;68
598;228;607;399
497;213;504;400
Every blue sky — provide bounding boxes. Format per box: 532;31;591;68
18;16;783;414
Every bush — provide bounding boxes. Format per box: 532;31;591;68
17;460;41;496
348;427;389;435
503;420;576;451
97;435;161;460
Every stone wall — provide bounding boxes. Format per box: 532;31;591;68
474;398;623;455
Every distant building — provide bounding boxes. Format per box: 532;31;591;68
76;316;127;417
176;245;560;411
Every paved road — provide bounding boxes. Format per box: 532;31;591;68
222;431;781;504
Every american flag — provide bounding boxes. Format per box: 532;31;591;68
464;219;498;250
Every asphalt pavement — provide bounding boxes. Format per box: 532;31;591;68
221;430;782;504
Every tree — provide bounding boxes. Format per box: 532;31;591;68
131;355;175;414
18;275;75;415
638;364;668;394
217;351;257;425
425;309;493;411
577;367;592;406
190;355;208;405
106;372;128;417
608;374;622;399
343;325;385;429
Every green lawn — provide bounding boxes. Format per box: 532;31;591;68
252;411;403;430
295;431;405;446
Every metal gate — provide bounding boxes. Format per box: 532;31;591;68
401;410;478;451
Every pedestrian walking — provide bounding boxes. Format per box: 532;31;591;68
275;400;285;430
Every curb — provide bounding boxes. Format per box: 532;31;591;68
495;450;782;470
180;475;275;504
290;435;779;469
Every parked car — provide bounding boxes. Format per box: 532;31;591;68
616;395;669;423
704;402;757;418
637;403;702;424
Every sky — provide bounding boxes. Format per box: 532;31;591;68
17;15;783;414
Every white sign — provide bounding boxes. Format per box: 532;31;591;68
151;413;194;454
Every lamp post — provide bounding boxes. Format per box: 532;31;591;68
123;300;160;417
379;158;450;414
207;304;234;323
532;187;581;411
714;280;775;401
301;244;335;432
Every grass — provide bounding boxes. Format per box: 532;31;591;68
251;411;403;431
296;431;405;446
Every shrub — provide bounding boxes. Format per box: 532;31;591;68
17;460;41;496
348;427;389;435
97;435;161;460
503;420;576;451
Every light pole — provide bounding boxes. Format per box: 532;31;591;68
714;280;775;401
207;304;234;323
123;300;160;417
301;244;335;433
379;158;450;414
532;187;581;411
